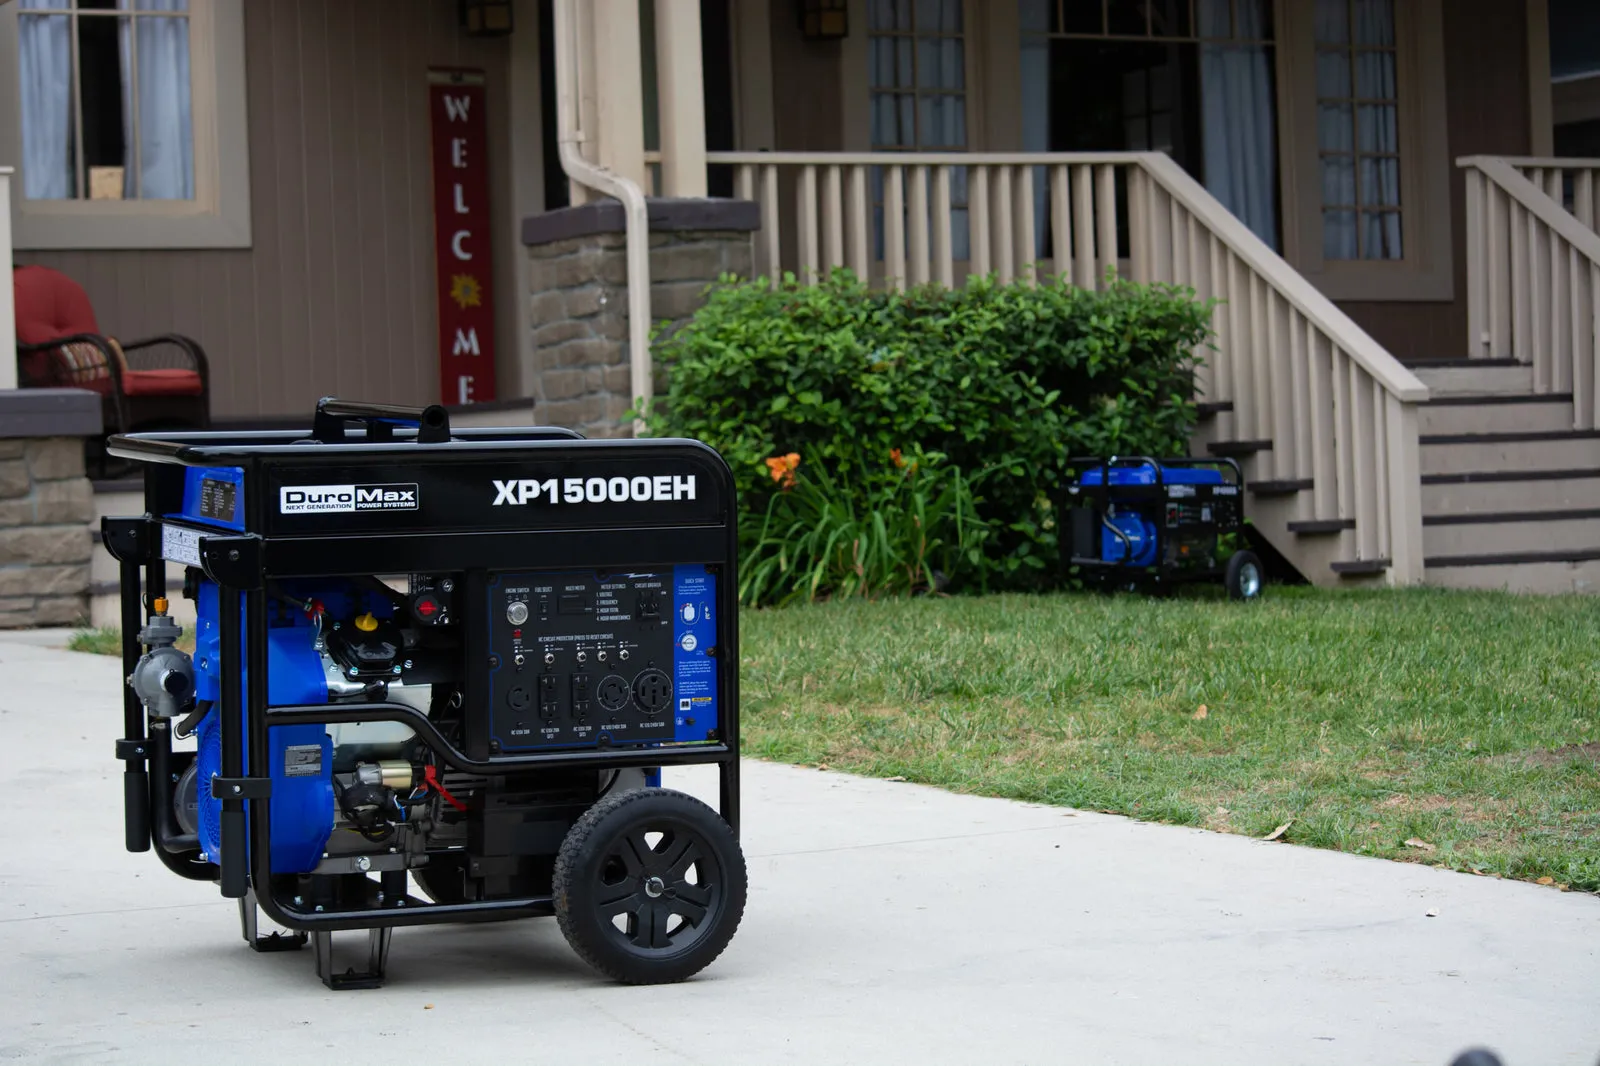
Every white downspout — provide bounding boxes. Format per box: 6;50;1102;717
552;0;651;436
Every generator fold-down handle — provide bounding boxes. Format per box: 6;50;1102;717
311;397;452;444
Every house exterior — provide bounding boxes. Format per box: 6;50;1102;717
4;0;1600;593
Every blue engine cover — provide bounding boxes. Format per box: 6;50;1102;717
1080;464;1224;568
193;581;343;875
1102;511;1159;568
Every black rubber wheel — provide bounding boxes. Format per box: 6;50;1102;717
553;788;746;984
1225;549;1265;601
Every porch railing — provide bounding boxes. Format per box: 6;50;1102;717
1506;157;1600;234
1460;156;1600;426
706;150;1427;584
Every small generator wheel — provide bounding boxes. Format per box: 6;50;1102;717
554;788;746;984
1226;549;1265;601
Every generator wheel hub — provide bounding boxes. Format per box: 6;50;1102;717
643;875;666;899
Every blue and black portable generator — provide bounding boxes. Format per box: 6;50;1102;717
102;399;746;988
1062;456;1263;599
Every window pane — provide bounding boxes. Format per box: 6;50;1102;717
1314;0;1348;44
1061;0;1103;34
897;38;915;86
895;0;913;31
872;93;902;146
1318;103;1354;151
1108;0;1146;36
17;13;74;199
918;37;964;89
1352;0;1394;46
920;94;967;148
136;0;189;9
77;8;129;196
1357;103;1397;152
899;93;917;144
1239;0;1273;39
136;10;194;198
1151;0;1194;38
1316;50;1351;98
1363;210;1402;259
870;38;894;88
1150;112;1172;152
1322;155;1356;206
1196;0;1229;37
868;0;897;31
1019;0;1052;33
916;0;961;33
1323;209;1357;258
1355;50;1395;99
1360;156;1400;207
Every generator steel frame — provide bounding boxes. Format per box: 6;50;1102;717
103;400;741;968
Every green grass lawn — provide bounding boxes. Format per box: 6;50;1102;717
739;587;1600;892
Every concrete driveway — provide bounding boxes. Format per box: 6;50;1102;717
1;639;1597;1066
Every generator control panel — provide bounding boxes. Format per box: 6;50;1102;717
486;565;719;752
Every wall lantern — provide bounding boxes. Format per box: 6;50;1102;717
801;0;848;40
459;0;513;37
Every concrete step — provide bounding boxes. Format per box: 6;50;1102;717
1407;360;1534;397
1425;552;1600;593
1418;394;1574;435
1422;469;1600;515
1423;511;1600;557
1419;432;1600;476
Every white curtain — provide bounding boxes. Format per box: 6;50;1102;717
1199;0;1279;249
17;2;73;200
128;0;194;199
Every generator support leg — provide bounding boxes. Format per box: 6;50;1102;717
118;558;150;853
313;927;393;990
239;890;307;952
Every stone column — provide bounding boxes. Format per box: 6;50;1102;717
0;389;101;627
521;198;759;438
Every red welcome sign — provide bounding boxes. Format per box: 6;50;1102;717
428;70;497;404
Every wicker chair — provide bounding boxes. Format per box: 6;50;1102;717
13;265;211;446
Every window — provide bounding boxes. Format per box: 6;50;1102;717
1314;0;1401;260
0;0;250;248
18;0;193;202
1018;0;1280;251
868;0;966;150
868;0;970;260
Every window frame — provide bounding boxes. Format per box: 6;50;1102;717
0;0;251;250
1275;0;1452;301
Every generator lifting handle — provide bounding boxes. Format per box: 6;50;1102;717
311;397;452;444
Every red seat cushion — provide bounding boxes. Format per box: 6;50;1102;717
121;369;204;397
13;265;100;343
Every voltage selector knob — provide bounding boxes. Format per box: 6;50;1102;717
506;600;529;625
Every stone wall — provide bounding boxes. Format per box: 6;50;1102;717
522;199;759;438
0;390;101;627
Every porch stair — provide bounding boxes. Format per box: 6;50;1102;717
1408;361;1600;593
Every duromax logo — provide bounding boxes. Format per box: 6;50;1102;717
279;484;419;514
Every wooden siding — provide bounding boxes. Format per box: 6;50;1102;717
18;0;516;419
1335;0;1533;360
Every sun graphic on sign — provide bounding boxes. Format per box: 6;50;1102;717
449;273;483;311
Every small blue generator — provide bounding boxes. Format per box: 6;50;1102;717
1063;456;1263;599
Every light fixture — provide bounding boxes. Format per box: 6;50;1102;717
801;0;848;40
459;0;513;38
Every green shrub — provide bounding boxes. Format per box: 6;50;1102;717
644;269;1212;596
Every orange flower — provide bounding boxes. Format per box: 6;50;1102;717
890;448;905;468
764;452;801;490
